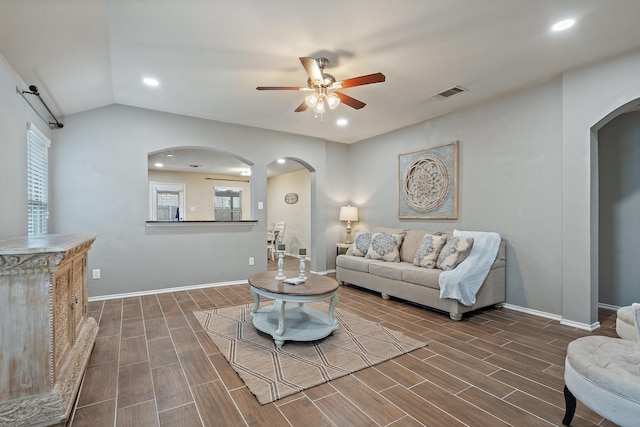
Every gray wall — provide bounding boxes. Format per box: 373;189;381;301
561;48;640;327
348;79;564;315
345;47;640;326
3;47;640;324
49;104;339;297
598;110;640;306
0;54;54;238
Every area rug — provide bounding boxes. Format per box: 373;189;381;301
193;302;427;404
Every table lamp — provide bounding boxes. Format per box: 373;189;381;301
339;205;359;244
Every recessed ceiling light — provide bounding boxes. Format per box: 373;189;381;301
277;158;286;164
143;77;159;86
154;162;163;167
336;118;348;126
552;19;576;32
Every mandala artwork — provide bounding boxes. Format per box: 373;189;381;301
403;156;449;211
398;142;458;219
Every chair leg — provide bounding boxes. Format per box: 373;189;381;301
562;385;576;426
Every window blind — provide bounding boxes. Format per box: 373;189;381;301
27;123;51;235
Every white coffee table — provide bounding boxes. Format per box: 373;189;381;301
248;270;339;349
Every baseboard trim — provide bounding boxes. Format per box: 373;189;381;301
504;303;600;331
559;318;601;331
88;280;247;302
598;302;621;311
503;303;562;321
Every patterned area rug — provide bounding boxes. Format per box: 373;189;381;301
193;302;427;404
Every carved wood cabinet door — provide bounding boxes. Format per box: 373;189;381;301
53;263;73;379
71;254;87;339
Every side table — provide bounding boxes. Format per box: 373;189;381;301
336;242;353;256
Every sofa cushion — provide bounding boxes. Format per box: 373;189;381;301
336;255;373;273
436;236;474;271
351;231;372;257
413;234;448;268
365;232;404;262
400;230;427;263
369;261;405;281
402;264;442;290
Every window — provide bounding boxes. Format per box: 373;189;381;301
149;182;185;221
214;187;242;221
157;190;180;221
27;123;51;235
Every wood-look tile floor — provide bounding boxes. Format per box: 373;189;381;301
70;256;620;426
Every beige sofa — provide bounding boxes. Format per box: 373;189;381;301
336;228;506;320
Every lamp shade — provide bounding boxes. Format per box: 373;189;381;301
339;206;358;222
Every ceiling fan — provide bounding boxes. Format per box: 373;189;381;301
256;57;385;115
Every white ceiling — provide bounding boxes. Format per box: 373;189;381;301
2;0;640;144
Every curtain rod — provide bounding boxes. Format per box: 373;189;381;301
205;177;250;182
19;85;64;129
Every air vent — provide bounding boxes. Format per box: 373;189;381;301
432;85;467;99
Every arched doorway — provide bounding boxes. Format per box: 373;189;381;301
560;52;640;330
593;100;640;308
266;157;317;271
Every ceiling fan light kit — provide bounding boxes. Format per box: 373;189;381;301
257;57;385;121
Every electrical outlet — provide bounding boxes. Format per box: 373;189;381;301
258;202;264;209
92;269;101;279
249;257;255;266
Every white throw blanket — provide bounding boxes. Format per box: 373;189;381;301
439;230;501;306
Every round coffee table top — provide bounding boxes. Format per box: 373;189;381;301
249;271;338;296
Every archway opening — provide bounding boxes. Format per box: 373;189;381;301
266;157;317;269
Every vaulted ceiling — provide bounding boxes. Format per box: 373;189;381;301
2;0;640;144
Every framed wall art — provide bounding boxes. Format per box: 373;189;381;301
398;141;459;219
284;193;299;204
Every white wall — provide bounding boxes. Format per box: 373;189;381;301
0;54;54;239
598;110;640;306
349;78;564;316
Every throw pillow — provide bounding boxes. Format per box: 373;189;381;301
351;231;372;257
436;236;474;271
365;232;404;262
413;234;448;268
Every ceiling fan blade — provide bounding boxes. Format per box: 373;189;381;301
256;86;303;90
335;72;386;89
300;57;324;85
336;92;366;109
294;100;308;112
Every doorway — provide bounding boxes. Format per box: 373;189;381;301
266;157;315;268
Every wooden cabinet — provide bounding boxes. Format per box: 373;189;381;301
0;234;97;427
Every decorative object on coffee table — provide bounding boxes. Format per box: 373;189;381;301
398;141;458;219
275;243;286;280
298;248;307;280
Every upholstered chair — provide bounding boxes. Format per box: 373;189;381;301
616;304;639;341
562;303;640;426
